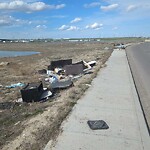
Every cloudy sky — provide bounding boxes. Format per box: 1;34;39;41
0;0;150;39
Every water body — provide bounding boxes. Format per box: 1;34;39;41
0;51;40;58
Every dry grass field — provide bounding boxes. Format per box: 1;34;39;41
0;41;113;149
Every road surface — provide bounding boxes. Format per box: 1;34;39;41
126;42;150;132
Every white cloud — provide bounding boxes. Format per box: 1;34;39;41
84;2;101;8
0;1;66;13
58;25;69;30
70;17;82;23
51;15;67;18
67;26;79;31
0;15;27;26
101;4;119;11
126;5;137;12
0;16;15;26
36;25;47;30
55;4;66;9
86;22;103;30
112;26;118;30
58;25;79;31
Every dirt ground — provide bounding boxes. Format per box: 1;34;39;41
0;41;113;150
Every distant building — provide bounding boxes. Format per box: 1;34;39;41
145;39;150;42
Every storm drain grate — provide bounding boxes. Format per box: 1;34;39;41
87;120;109;130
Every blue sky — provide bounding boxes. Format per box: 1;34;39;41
0;0;150;39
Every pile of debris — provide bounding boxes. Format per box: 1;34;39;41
20;59;96;103
114;43;126;49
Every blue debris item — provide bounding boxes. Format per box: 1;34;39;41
6;83;25;88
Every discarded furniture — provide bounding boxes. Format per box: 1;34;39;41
73;61;87;69
48;59;72;70
72;60;96;73
45;75;73;89
87;61;96;67
64;64;84;75
40;89;52;100
51;78;73;89
20;82;44;102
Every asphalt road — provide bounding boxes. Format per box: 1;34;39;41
126;42;150;133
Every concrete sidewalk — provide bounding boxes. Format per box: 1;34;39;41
45;50;150;150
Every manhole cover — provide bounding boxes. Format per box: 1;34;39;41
87;120;109;130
